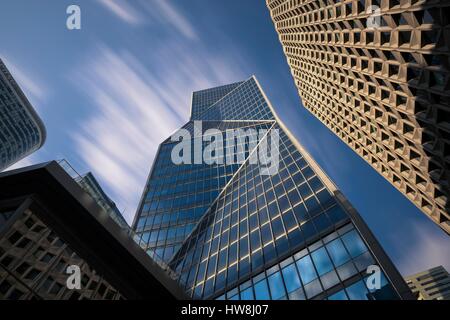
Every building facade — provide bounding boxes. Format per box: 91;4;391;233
57;160;129;230
133;76;413;300
0;162;187;300
267;0;450;234
75;172;129;229
0;59;46;171
405;265;450;300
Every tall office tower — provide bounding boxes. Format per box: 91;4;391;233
405;265;450;300
266;0;450;234
58;160;129;229
133;76;412;300
75;173;129;229
0;59;46;171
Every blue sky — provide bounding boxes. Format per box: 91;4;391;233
1;0;449;276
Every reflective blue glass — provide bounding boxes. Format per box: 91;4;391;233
346;280;369;300
296;255;317;284
311;247;333;276
342;230;368;258
326;238;350;266
133;78;402;301
268;271;286;300
240;287;254;300
254;279;270;300
328;289;348;300
281;264;302;293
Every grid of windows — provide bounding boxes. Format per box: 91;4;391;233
0;208;121;300
135;120;274;262
405;266;450;300
200;78;275;121
0;59;45;171
267;0;450;233
169;127;355;299
191;82;244;120
133;76;406;300
215;224;397;300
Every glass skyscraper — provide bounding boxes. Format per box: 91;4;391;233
0;59;46;171
132;76;412;300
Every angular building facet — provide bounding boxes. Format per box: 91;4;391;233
133;76;413;300
266;0;450;234
0;59;46;171
57;160;129;229
75;172;129;229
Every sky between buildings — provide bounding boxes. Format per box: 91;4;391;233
0;0;448;276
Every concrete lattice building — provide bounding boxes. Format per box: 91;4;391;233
267;0;450;233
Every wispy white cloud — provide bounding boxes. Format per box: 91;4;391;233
97;0;144;25
140;0;198;40
97;0;198;40
70;40;249;223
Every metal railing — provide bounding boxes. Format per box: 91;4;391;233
56;159;181;281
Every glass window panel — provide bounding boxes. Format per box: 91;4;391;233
268;271;286;300
249;214;258;231
287;228;304;247
313;214;332;231
254;279;271;300
281;264;302;293
227;264;238;285
278;195;290;213
353;251;375;272
311;247;333;276
282;210;297;231
263;242;277;263
288;288;306;300
305;197;321;216
250;227;261;247
271;217;284;237
328;289;348;300
239;257;251;277
304;278;323;299
336;261;358;281
261;224;272;244
275;235;289;255
293;204;309;224
239;236;249;258
301;221;317;240
298;183;312;199
346;280;369;300
240;287;254;300
342;230;368;257
296;255;317;284
327;205;348;223
326;238;350;267
320;270;340;290
229;243;238;263
239;220;248;236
